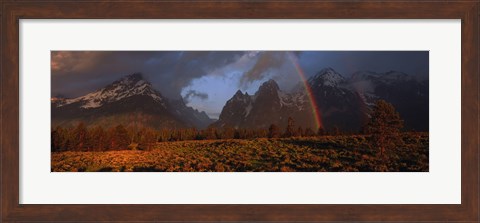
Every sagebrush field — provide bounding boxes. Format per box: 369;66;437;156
51;133;428;172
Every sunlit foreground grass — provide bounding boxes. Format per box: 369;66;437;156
51;133;428;172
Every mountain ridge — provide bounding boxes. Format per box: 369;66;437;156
52;73;214;129
212;68;428;132
52;68;428;132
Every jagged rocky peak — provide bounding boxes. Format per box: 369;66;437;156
52;72;215;129
210;78;315;130
256;79;280;97
350;71;379;82
56;72;165;109
310;67;345;87
383;70;413;81
168;96;214;129
260;79;280;90
233;90;245;97
94;72;162;102
108;72;149;89
228;90;252;105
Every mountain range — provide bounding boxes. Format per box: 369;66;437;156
51;68;428;132
211;67;428;131
51;73;214;129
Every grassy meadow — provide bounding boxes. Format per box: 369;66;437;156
51;132;428;172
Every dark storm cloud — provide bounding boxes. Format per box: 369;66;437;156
51;51;168;97
297;51;429;79
183;90;208;103
52;50;429;120
52;51;429;100
240;52;283;87
157;51;245;98
51;51;245;98
239;51;300;89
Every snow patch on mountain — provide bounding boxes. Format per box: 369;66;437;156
309;67;346;87
57;73;166;109
245;103;253;116
277;90;308;111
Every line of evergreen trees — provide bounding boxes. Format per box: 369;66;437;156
51;117;336;152
52;100;407;157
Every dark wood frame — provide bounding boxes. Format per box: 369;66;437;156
1;1;478;222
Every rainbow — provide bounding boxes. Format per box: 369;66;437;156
287;52;323;130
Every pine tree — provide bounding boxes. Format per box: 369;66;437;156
332;126;341;136
90;126;107;151
233;129;241;139
304;127;315;137
297;126;304;137
366;100;404;156
317;127;325;136
109;125;130;150
284;117;296;138
72;122;88;151
268;124;280;138
159;129;170;142
138;127;157;150
205;127;217;140
222;127;235;139
256;129;268;138
51;127;65;152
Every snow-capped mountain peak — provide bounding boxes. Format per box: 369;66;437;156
350;70;414;84
350;71;379;82
382;70;413;82
309;67;345;87
56;73;165;109
52;73;215;129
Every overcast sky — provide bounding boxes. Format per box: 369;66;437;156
52;51;428;119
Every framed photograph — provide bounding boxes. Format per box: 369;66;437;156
1;1;478;222
49;50;429;173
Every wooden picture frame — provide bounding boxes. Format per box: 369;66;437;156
1;1;478;222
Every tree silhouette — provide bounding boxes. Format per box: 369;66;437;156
219;127;234;139
304;127;315;137
204;127;217;140
268;124;280;138
297;126;304;137
51;126;65;152
366;100;404;156
109;125;130;150
90;126;107;151
317;127;325;136
72;122;88;151
331;126;341;136
284;117;296;137
52;117;353;152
